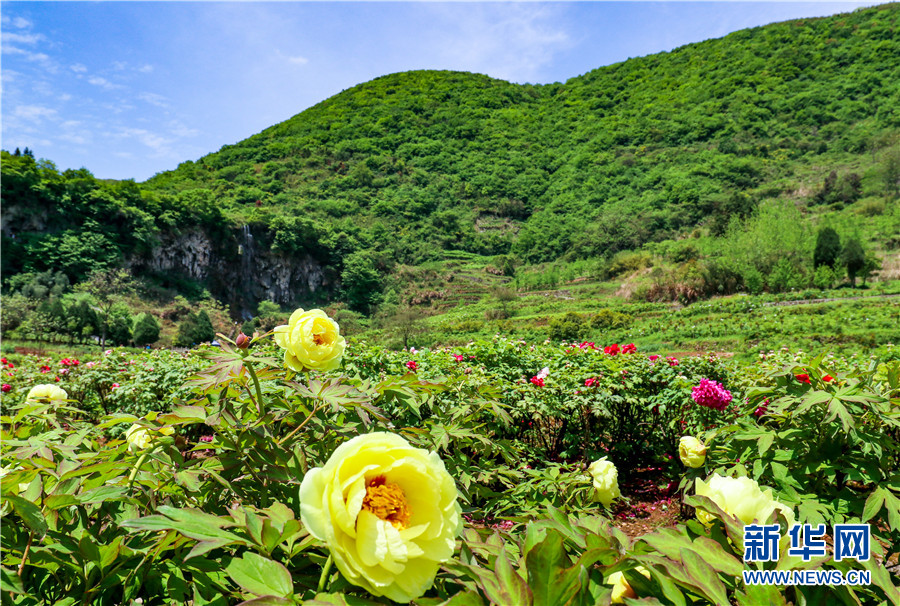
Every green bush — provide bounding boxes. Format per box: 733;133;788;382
132;313;161;347
548;312;589;342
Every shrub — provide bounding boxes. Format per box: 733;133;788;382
548;312;589;341
132;313;161;347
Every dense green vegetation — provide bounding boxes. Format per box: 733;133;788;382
3;5;900;324
2;325;899;604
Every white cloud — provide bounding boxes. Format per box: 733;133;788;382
287;55;308;65
13;105;57;121
13;17;33;29
70;63;88;73
4;32;45;45
138;64;154;73
116;127;172;154
138;92;169;108
88;76;122;90
424;4;570;83
59;93;72;101
169;121;199;138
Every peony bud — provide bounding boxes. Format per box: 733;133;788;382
235;332;251;349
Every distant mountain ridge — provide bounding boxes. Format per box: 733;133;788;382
3;3;898;311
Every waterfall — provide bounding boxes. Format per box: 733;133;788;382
239;225;255;319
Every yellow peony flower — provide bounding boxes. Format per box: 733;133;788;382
588;457;621;507
678;436;707;468
299;432;462;603
125;424;175;451
695;474;794;527
607;566;651;604
273;308;346;372
26;384;68;403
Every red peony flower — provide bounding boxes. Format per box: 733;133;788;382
530;376;544;387
604;343;620;355
795;374;811;384
452;354;464;362
622;343;637;354
1;384;10;393
649;354;660;362
406;360;418;372
823;374;833;382
579;341;596;350
0;358;6;364
584;377;597;387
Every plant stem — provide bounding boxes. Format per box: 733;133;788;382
18;531;33;577
127;452;149;492
317;554;333;594
277;402;323;446
244;359;266;417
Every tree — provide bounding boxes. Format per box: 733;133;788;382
492;286;517;319
813;227;841;268
860;253;880;286
194;310;216;343
107;304;133;346
841;235;866;287
341;251;382;313
74;269;135;346
379;305;426;351
132;313;161;347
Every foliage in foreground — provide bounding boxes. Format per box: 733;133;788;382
1;319;899;604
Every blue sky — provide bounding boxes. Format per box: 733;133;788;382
1;1;885;181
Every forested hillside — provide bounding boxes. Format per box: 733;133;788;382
2;4;898;324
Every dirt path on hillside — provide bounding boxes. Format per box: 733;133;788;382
762;293;900;307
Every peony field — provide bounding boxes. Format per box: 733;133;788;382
2;308;898;605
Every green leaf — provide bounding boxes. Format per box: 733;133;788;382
5;495;48;538
225;552;293;598
757;433;775;458
0;566;26;595
525;531;581;606
493;549;531;606
679;547;729;605
639;529;743;577
861;487;885;523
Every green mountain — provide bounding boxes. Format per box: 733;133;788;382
3;3;899;315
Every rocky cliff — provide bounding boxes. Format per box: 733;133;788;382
128;225;334;317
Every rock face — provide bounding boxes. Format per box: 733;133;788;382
128;225;334;317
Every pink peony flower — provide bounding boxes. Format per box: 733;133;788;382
691;378;732;411
452;354;464;362
667;357;679;367
649;355;660;362
406;360;418;372
110;383;120;390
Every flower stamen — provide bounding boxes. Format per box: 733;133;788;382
362;475;410;530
